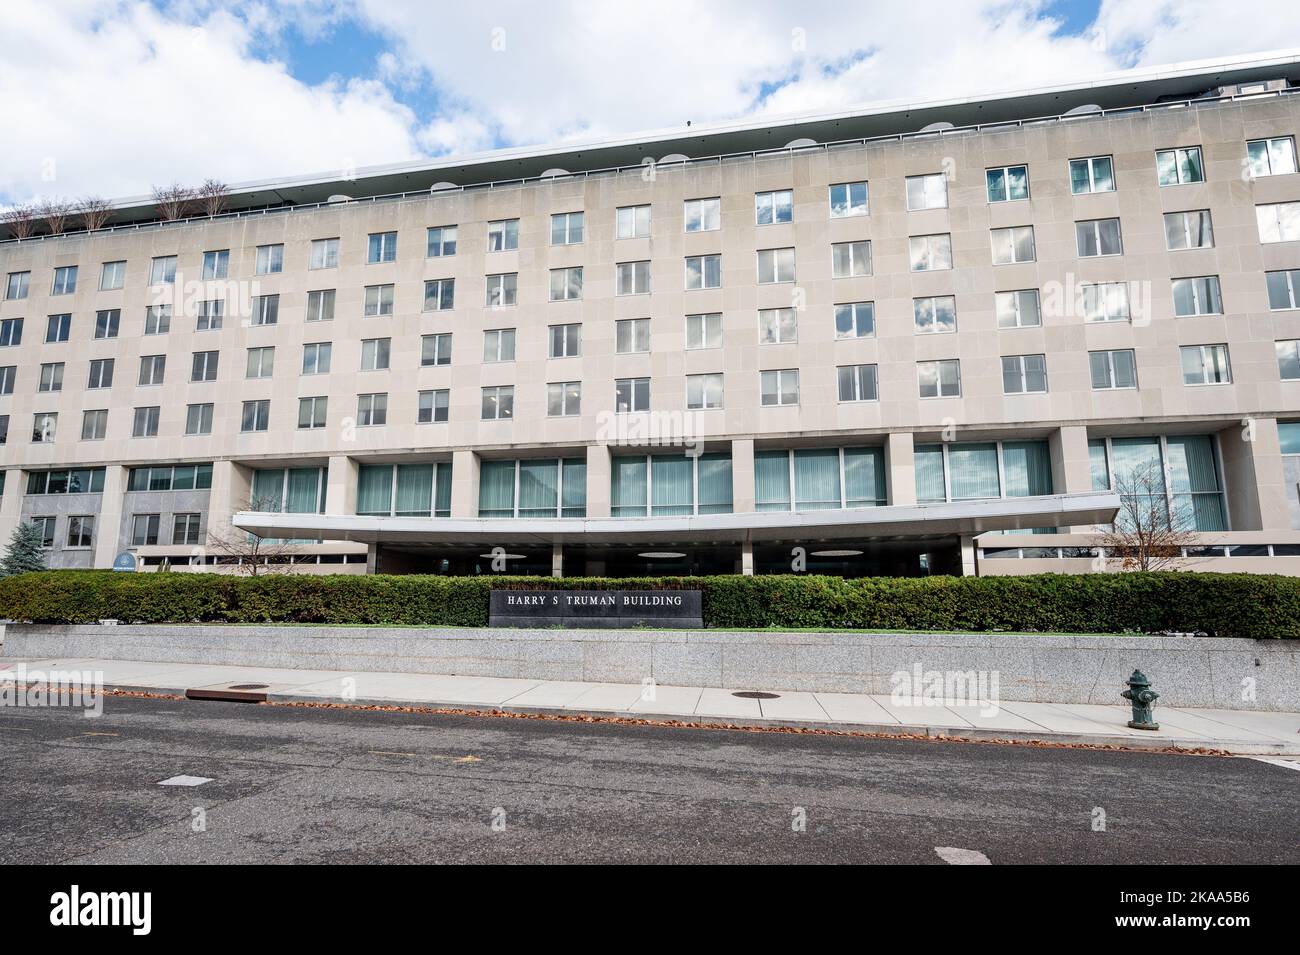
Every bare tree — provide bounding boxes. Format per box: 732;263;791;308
75;195;113;232
36;197;75;235
152;183;196;221
1097;460;1197;571
195;179;230;217
0;204;38;239
204;495;300;576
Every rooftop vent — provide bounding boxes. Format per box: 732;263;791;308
430;181;458;192
785;137;818;149
326;194;353;203
1063;103;1103;116
919;121;955;133
540;168;571;179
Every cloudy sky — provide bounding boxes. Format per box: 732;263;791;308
2;0;1299;206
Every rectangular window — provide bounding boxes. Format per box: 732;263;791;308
1076;218;1123;256
52;265;77;295
1069;155;1114;194
67;515;95;549
245;346;274;378
612;453;731;517
46;313;71;342
616;205;651;239
149;255;177;285
686;373;724;410
759;307;798;344
1247;136;1297;178
755;247;796;284
995;289;1040;328
5;271;30;300
28;516;55;549
918;359;961;398
1164;210;1214;250
28;468;108;494
549;323;581;358
551;211;584;245
357;463;451;518
685;313;722;350
986;165;1029;202
131;514;160;547
38;362;64;392
482;328;515;363
80;409;108;441
616;318;650;354
360;337;392;371
1268;269;1300;310
125;464;212;492
480;458;588;519
756;447;885;511
1090;349;1138;390
481;385;514;420
1089;434;1225;532
143;304;171;335
1171;276;1223;316
306;289;335;322
0;317;22;345
87;358;114;389
837;364;878;402
302;342;332;375
835;302;874;339
1180;344;1231;385
298;396;328;429
427;226;458;257
196;300;223;331
486;219;519;252
100;260;126;290
910;233;953;271
760;368;799;406
172;513;202;546
914;295;957;334
251;293;279;325
0;366;16;395
421;333;452;366
418;389;450;423
138;354;166;385
131;406;160;437
1001;354;1047;394
547;381;582;416
423;278;454;311
549;266;583;301
616;261;651;295
905;173;947;210
829;181;869;218
1257;202;1300;243
190;350;219;382
309;238;339;270
486;272;518;307
364;284;394;316
1156;146;1204;185
616;377;650;412
202;249;230;279
367;232;397;263
1277;340;1300;380
684;197;721;232
356;393;387;426
1081;282;1131;322
990;226;1035;264
756;189;793;225
185;403;213;435
831;241;870;278
254;244;284;274
684;254;721;290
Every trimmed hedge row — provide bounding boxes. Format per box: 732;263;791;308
0;570;1296;638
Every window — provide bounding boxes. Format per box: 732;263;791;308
0;366;15;395
367;232;397;263
918;359;960;398
905;173;947;211
483;328;515;363
1172;276;1223;316
835;302;874;339
138;354;166;386
418;389;450;423
93;262;125;294
991;226;1035;264
360;337;392;371
357;393;387;426
549;323;581;358
487;219;519;251
616;318;650;353
1164;210;1214;250
131;514;160;547
173;513;202;546
1156;146;1204;185
185;403;213;435
149;256;177;285
909;233;953;271
1090;349;1138;389
306;289;335;322
1181;344;1231;385
249;466;325;515
38;362;64;392
254;244;284;274
611;453;731;518
364;284;394;317
1081;282;1131;323
87;358;113;389
486;272;518;307
5;271;29;300
143;304;170;335
357;463;452;518
986;165;1029;202
685;313;722;350
551;212;584;245
1247;136;1297;178
131;406;160;437
421;333;452;366
916;440;1053;504
126;464;212;492
547;381;582;416
616;261;650;295
684;197;721;232
191;350;219;382
914;295;957;334
1278;339;1300;380
298;396;328;429
28;468;107;493
1069;156;1114;194
479;459;587;519
481;385;514;420
66;516;95;549
302;342;331;375
46;313;71;342
202;249;230;279
423;278;454;311
616;205;651;239
309;238;339;270
755;447;885;511
1089;434;1226;532
31;517;57;549
427;226;458;257
1076;218;1123;256
95;308;121;339
80;409;108;440
1001;354;1047;394
0;317;22;345
245;346;274;378
756;189;793;225
831;241;870;278
196;300;223;331
1268;269;1300;310
616;377;650;412
829;181;869;218
758;247;796;283
759;307;798;344
760;368;799;406
0;414;7;444
995;289;1041;328
251;293;279;325
51;265;77;295
686;373;724;410
685;254;721;290
1257;202;1300;243
837;364;878;402
549;266;583;301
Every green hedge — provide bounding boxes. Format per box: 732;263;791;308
0;570;1296;638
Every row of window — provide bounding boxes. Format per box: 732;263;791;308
23;512;203;550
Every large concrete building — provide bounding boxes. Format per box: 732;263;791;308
3;52;1300;577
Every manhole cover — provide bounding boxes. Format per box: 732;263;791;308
228;683;269;690
732;691;780;700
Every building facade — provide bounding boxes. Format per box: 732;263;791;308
2;54;1300;577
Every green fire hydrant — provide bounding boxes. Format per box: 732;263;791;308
1122;669;1160;730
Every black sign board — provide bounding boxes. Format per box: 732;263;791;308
489;589;703;629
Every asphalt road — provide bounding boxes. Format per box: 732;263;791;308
1;694;1297;864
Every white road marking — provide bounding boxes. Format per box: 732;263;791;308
157;775;212;787
935;846;992;865
1246;756;1300;772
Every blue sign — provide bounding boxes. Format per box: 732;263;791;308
112;552;137;572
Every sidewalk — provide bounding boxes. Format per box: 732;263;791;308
4;655;1299;756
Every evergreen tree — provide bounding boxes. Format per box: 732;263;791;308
1;522;48;576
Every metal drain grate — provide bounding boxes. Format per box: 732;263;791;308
731;691;781;700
